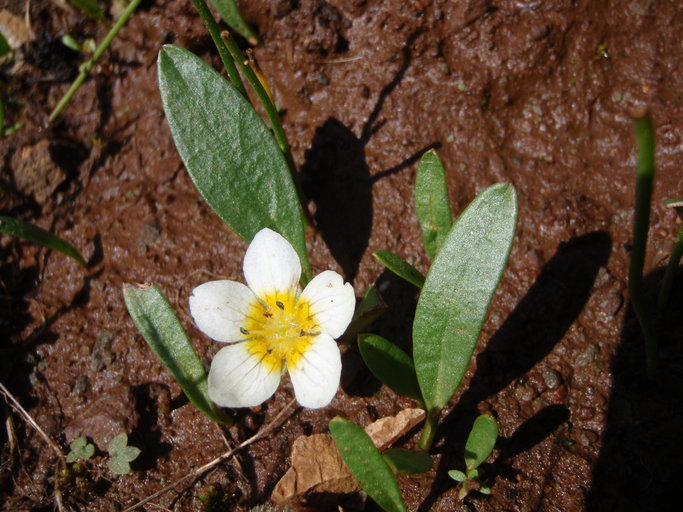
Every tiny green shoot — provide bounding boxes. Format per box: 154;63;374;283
449;414;499;499
107;433;141;475
658;198;683;309
66;437;95;463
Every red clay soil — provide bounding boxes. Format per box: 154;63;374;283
1;0;682;510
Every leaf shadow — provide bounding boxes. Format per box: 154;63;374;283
586;266;683;511
417;231;611;511
300;30;436;283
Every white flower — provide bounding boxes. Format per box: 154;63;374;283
189;228;356;409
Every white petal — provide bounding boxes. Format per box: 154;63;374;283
208;343;281;408
189;280;256;343
243;228;301;299
288;333;341;408
300;270;355;339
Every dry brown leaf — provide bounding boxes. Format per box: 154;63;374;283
0;10;33;48
271;408;426;508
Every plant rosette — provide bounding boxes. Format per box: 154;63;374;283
190;228;355;409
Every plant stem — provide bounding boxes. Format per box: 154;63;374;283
190;0;247;99
418;408;440;451
48;0;143;124
658;222;683;309
629;116;657;379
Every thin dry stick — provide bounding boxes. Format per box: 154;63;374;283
122;399;298;512
0;381;63;459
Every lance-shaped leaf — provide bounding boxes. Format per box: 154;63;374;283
342;285;387;343
329;417;407;512
0;216;86;267
123;283;232;425
464;414;499;471
383;448;433;475
158;45;310;279
413;183;517;413
374;250;425;288
414;150;452;260
358;334;422;403
209;0;259;45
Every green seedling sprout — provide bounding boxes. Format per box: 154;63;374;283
449;414;499;499
107;433;141;475
658;199;683;308
66;436;95;463
628;116;657;378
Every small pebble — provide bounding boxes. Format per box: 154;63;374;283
542;369;562;389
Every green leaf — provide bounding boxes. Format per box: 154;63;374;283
358;334;422;403
108;457;132;475
414;150;452;260
0;216;86;267
464;415;499;471
383;448;433;475
0;31;10;57
107;433;140;475
208;0;260;45
413;183;517;412
123;283;232;425
66;437;95;463
448;469;466;482
341;285;386;343
157;45;310;279
69;0;105;20
329;417;407;512
373;250;425;288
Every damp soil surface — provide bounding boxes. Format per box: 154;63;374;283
1;0;683;510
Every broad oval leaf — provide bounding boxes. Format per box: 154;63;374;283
414;150;452;260
413;183;517;412
158;45;310;278
464;414;499;471
329;417;407;512
383;448;433;475
123;283;232;425
358;334;422;403
0;216;86;267
373;250;425;288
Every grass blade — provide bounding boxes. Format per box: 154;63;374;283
158;45;310;281
414;150;452;260
414;184;517;414
373;250;425;288
329;417;407;512
0;216;86;267
123;283;232;425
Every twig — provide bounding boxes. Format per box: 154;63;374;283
47;0;143;123
0;381;63;459
121;398;297;512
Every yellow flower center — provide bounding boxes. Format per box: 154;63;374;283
242;292;319;373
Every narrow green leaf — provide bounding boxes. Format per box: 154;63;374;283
413;183;517;412
448;469;466;482
69;0;105;20
158;45;310;279
123;283;232;425
0;31;10;57
329;417;407;512
373;250;425;288
358;334;422;402
465;415;498;471
342;285;386;343
0;216;86;267
209;0;259;45
414;150;452;260
383;448;433;475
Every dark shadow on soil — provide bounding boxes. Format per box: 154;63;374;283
586;268;683;511
300;30;435;283
418;231;611;512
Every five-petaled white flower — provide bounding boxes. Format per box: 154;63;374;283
189;228;355;409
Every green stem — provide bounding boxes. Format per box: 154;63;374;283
219;31;312;225
190;0;247;99
418;408;440;451
629;116;657;379
48;0;144;124
658;223;683;309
